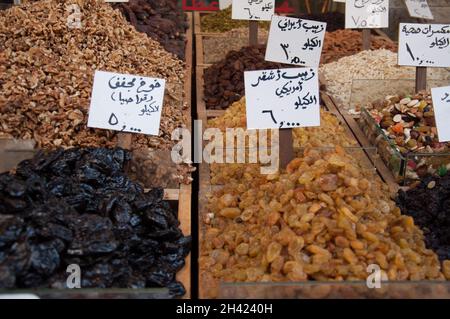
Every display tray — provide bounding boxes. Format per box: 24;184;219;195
358;107;450;185
0;12;193;299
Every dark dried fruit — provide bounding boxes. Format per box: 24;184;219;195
113;0;188;60
0;148;190;297
397;174;450;261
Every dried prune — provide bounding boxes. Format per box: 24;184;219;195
0;148;190;297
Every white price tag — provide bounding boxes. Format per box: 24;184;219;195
244;68;320;130
398;23;450;68
345;0;389;29
232;0;275;21
219;0;232;10
88;70;165;136
431;86;450;142
404;0;433;20
265;16;326;67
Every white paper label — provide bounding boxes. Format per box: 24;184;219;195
219;0;232;10
345;0;389;29
405;0;433;20
88;70;165;136
232;0;275;21
431;86;450;142
244;68;320;130
334;0;346;2
398;23;450;68
265;16;326;67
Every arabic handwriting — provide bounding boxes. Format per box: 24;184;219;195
441;92;450;103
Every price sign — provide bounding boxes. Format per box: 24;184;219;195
244;68;320;130
219;0;232;10
265;16;326;67
232;0;275;21
398;23;450;67
88;70;165;136
431;86;450;142
345;0;389;29
405;0;433;20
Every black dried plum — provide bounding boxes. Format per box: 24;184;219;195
397;174;450;261
0;148;190;297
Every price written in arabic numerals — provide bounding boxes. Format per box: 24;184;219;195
398;23;450;68
232;0;275;21
244;68;320;130
345;0;389;29
88;70;165;136
265;15;326;67
431;86;450;142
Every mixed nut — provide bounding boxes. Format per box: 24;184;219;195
363;92;450;180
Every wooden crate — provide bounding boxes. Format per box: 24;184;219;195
0;12;194;300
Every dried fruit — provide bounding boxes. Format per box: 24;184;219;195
0;0;192;183
112;0;188;60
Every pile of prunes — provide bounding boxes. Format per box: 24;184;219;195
396;174;450;261
0;148;191;297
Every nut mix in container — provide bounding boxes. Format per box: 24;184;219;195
363;92;450;180
200;146;445;298
112;0;188;61
0;148;191;297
